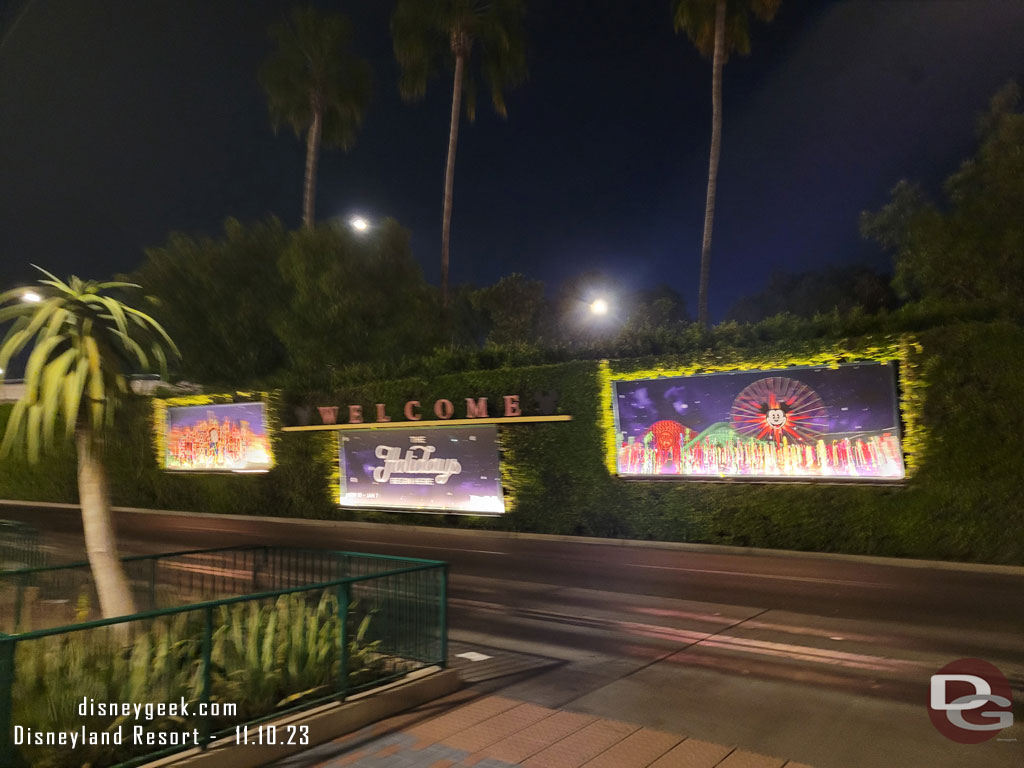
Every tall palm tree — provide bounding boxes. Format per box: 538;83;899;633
260;7;372;229
0;268;178;620
674;0;781;326
392;0;527;306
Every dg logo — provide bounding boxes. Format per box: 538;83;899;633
929;659;1014;744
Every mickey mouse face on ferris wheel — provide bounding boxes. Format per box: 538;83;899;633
730;376;829;444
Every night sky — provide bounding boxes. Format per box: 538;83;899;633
1;0;1022;319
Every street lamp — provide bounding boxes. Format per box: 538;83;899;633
349;216;369;233
22;291;41;303
590;297;609;316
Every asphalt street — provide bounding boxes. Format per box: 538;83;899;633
3;502;1022;768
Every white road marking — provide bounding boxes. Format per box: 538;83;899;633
455;651;493;662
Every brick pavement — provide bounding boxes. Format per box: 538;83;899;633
273;694;813;768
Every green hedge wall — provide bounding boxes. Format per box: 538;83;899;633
1;322;1021;564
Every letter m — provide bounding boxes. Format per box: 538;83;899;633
465;398;488;418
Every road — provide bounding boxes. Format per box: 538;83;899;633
3;502;1023;768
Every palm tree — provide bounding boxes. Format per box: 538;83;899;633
674;0;781;326
392;0;527;306
0;268;178;620
260;7;372;229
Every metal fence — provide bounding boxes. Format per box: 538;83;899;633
0;521;45;573
0;547;448;768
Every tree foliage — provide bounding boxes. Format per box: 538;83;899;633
862;81;1024;311
727;266;897;323
133;218;289;387
391;0;527;121
0;268;177;461
472;273;546;346
272;219;441;384
260;6;372;150
673;0;781;61
260;6;372;227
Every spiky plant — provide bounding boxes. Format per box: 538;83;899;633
0;266;178;620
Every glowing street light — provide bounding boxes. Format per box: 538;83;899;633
22;291;42;303
349;216;369;233
590;297;609;316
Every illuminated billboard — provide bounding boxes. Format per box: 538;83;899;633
164;402;273;472
338;425;505;514
613;363;905;480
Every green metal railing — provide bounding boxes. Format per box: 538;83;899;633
0;521;45;573
0;547;448;768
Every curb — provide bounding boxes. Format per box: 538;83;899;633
3;499;1024;577
141;666;461;768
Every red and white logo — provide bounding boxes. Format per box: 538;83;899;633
929;659;1014;743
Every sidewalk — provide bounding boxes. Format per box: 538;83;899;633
271;692;812;768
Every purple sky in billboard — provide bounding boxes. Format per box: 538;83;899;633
339;425;504;515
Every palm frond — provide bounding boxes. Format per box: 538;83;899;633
0;266;178;461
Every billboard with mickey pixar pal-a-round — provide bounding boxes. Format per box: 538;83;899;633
613;363;905;480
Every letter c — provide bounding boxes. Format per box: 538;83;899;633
404;401;421;421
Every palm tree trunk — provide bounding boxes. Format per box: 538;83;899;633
302;107;323;229
76;425;135;620
697;0;727;328
441;48;466;308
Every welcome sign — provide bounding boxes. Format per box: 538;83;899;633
338;425;505;514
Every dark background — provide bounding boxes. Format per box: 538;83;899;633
2;0;1022;319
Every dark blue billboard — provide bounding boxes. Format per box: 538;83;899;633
338;425;505;514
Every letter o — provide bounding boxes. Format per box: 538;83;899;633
434;399;454;419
